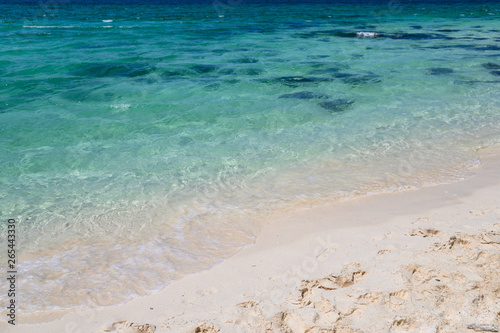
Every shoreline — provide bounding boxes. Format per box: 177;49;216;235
4;144;500;332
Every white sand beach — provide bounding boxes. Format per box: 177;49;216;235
4;145;500;333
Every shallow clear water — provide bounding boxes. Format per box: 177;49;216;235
1;0;499;314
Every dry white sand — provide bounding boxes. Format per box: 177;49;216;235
3;146;500;333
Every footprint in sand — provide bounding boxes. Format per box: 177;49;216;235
480;231;500;245
401;264;467;286
408;228;441;238
433;235;473;250
316;246;338;260
194;324;220;333
104;321;156;333
469;208;494;216
355;292;384;305
296;264;367;305
391;317;416;332
388;289;410;309
237;300;259;308
412;217;432;224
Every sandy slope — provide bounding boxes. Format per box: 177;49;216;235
4;146;500;333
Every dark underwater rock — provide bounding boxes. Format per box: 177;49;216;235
330;72;355;79
457;80;500;84
475;45;500;51
482;62;500;70
160;69;192;79
218;68;235;75
420;44;476;50
309;67;344;75
293;30;358;39
307;55;330;59
231;58;259;63
190;64;219;74
318;99;354;113
428;68;454;75
389;33;453;40
342;74;381;85
354;25;377;30
279;91;330;99
238;68;265;76
72;63;156;78
260;76;332;86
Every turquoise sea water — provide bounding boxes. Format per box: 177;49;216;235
1;0;500;314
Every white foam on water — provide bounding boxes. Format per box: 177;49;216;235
356;31;379;38
110;103;131;109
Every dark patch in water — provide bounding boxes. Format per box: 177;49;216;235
261;76;332;87
436;29;460;32
330;31;359;38
294;29;456;41
490;71;500;76
452;44;478;49
389;33;453;40
457;80;500;85
420;44;475;50
428;68;454;75
482;63;500;70
285;21;313;30
279;91;330;99
309;67;343;75
190;64;219;74
475;45;500;51
300;62;328;68
342;74;381;85
161;69;192;79
411;25;423;29
330;72;356;79
354;25;377;30
72;63;156;78
231;58;259;64
308;55;330;59
218;68;235;75
462;37;488;41
238;68;265;76
293;30;357;39
212;49;228;55
318;99;354;113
